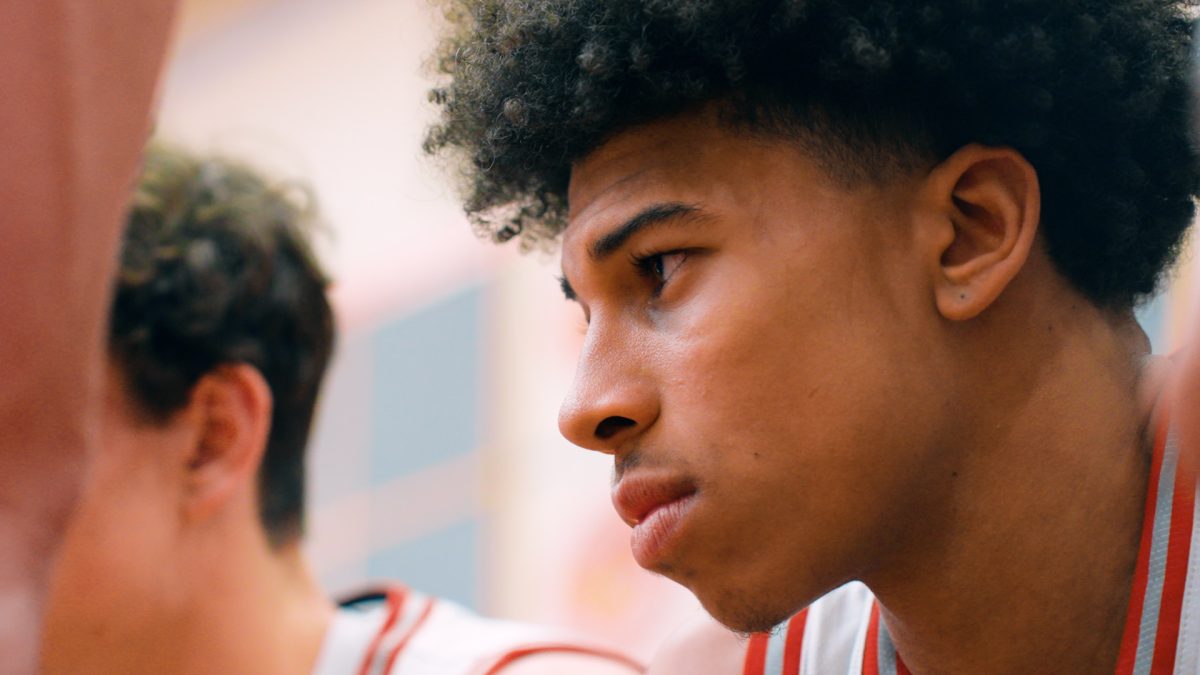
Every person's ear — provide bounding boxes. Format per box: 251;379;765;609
181;364;272;525
917;144;1041;321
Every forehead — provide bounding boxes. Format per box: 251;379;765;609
569;112;742;227
568;113;715;208
563;109;836;253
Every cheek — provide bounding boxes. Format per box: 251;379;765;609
663;261;884;443
659;240;949;516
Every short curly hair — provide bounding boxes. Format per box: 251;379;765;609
111;144;335;546
425;0;1200;308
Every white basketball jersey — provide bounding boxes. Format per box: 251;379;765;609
311;585;641;675
744;406;1200;675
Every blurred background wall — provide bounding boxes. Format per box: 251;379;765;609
156;0;1200;663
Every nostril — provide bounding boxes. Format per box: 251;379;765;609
595;416;636;440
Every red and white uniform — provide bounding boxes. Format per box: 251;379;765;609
743;407;1200;675
311;585;642;675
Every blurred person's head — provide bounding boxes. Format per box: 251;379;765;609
42;144;335;673
108;143;334;548
426;0;1200;633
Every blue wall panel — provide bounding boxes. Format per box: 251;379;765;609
1137;289;1170;354
369;286;483;482
367;519;481;609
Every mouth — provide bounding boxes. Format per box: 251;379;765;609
612;473;698;568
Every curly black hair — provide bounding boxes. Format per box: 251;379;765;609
425;0;1200;308
111;144;335;546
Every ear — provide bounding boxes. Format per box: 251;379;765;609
919;144;1041;321
181;364;273;525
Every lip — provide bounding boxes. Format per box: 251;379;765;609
612;473;698;568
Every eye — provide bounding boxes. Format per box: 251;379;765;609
633;249;689;296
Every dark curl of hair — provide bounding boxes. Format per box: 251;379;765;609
111;144;335;546
425;0;1200;307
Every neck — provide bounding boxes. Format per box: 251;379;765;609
165;527;334;675
871;284;1158;674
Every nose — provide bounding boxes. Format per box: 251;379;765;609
558;328;659;454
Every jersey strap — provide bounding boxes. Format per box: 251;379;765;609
743;609;808;675
1115;405;1195;675
353;587;437;675
860;603;909;675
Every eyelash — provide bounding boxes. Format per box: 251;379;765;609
630;249;687;297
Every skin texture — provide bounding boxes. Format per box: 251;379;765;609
560;108;1157;674
0;3;176;672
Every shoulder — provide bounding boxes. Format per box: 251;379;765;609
401;595;641;675
645;611;747;675
327;585;643;674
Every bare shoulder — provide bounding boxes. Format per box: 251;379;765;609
645;612;746;675
493;650;644;675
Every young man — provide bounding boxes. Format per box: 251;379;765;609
39;145;642;675
425;1;1200;672
0;3;175;672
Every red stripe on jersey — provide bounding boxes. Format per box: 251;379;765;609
743;633;770;675
357;588;407;675
782;609;808;675
380;597;436;673
864;602;910;675
1115;415;1168;675
862;603;881;675
479;643;645;674
1152;432;1195;672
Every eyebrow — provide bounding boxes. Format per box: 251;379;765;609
559;201;702;302
590;202;700;261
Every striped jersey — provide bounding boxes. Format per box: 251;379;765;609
311;585;642;675
744;407;1199;675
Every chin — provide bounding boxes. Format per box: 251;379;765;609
694;584;797;635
